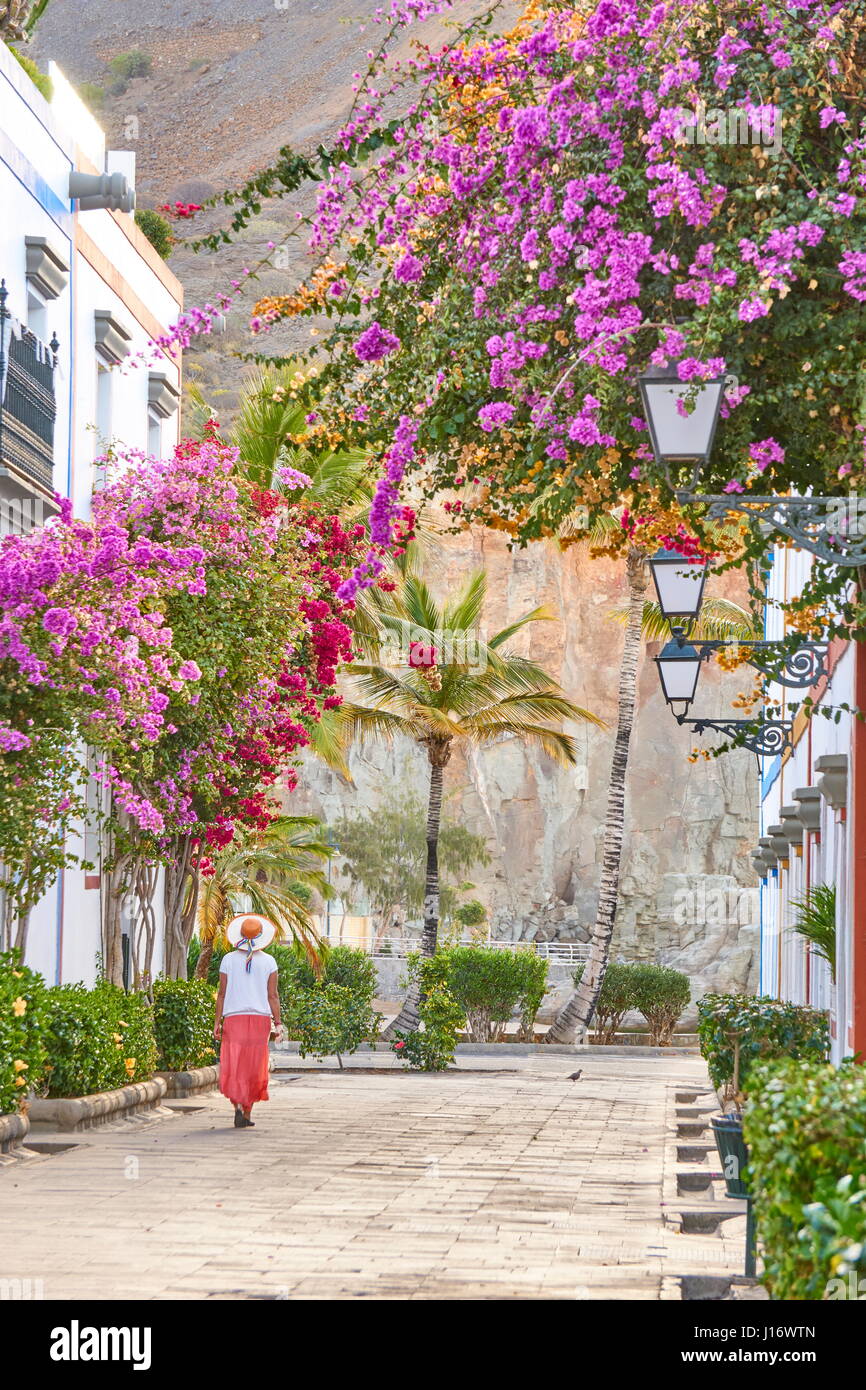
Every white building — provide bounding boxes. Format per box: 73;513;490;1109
0;45;183;986
755;544;865;1064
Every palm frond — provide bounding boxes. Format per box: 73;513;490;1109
487;604;556;651
789;883;836;981
442;569;487;634
464;718;580;765
610;596;761;643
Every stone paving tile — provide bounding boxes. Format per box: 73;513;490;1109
0;1054;743;1300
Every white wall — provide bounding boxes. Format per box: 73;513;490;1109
758;546;853;1060
1;50;181;985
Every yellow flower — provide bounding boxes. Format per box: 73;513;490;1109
12;970;22;978
112;1033;123;1045
12;997;26;1017
124;1058;136;1075
12;1060;28;1072
14;1077;25;1088
118;1020;128;1028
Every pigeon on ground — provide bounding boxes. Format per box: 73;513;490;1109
568;1070;583;1081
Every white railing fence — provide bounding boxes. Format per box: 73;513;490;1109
326;933;591;963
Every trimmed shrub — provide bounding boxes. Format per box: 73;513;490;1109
276;943;375;1027
287;984;379;1064
444;946;548;1042
7;46;53;101
392;956;465;1070
152;978;216;1071
744;1059;866;1300
0;950;47;1114
573;961;637;1044
697;993;829;1101
135;209;174;259
629;964;691;1046
393;984;465;1071
41;982;158;1097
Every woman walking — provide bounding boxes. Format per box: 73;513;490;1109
214;914;283;1128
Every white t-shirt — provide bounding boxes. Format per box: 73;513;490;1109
220;949;278;1018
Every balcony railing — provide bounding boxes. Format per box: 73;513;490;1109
0;278;59;494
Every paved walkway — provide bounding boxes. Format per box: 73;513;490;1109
0;1054;745;1300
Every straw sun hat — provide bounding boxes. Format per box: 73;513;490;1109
226;913;277;955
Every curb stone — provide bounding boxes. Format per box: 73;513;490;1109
156;1063;220;1097
29;1077;168;1131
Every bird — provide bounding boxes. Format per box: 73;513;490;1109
568;1070;583;1081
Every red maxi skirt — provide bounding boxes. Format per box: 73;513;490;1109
219;1014;271;1108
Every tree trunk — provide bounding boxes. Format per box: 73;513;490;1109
163;833;197;979
102;853;132;987
195;933;214;980
382;742;449;1039
545;546;649;1043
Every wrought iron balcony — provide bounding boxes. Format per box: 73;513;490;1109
0;278;59;496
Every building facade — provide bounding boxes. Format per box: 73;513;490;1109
755;544;866;1064
0;46;183;985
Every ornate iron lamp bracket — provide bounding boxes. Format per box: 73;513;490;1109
670;630;828;689
674;714;793;758
674;490;866;568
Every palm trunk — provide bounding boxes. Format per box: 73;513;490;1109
420;758;444;957
195;934;214;981
545;546;649;1043
383;742;449;1039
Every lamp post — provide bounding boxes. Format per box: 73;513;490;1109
637;359;866;567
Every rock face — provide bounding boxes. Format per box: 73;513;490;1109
292;527;760;1000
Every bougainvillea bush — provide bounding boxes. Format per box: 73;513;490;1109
0;427;370;953
208;0;866;599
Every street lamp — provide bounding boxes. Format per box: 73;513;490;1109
655;638;702;715
637;359;725;493
638;357;866;567
648;547;709;632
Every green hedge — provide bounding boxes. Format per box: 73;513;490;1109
0;951;47;1114
287;984;380;1063
444;946;548;1041
573;961;690;1044
697;993;829;1100
744;1059;866;1300
152;978;217;1071
573;961;635;1043
135;209;174;259
41;982;158;1097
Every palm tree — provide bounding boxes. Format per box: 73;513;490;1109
335;566;605;1034
545;529;758;1043
0;1;51;42
193;815;334;979
185;364;372;506
790;883;836;982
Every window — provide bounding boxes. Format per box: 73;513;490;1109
93;364;112;492
147;406;161;459
84;749;102;889
26;288;48;345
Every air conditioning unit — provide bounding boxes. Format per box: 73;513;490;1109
69;170;136;214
